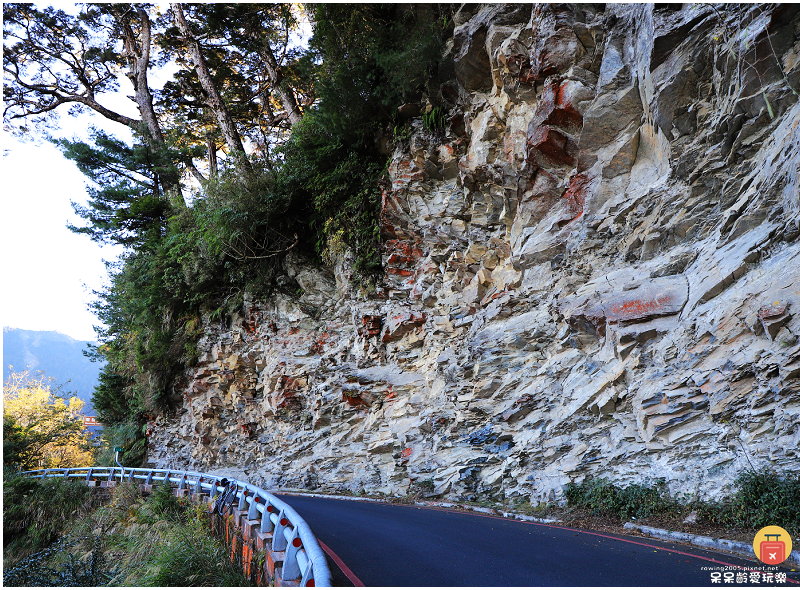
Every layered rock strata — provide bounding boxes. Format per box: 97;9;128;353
148;4;800;503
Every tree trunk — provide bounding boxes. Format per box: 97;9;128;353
256;37;303;125
206;137;218;179
117;7;185;206
171;3;252;174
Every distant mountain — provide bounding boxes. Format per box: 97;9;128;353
3;327;103;416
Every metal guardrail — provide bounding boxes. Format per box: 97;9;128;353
20;467;332;587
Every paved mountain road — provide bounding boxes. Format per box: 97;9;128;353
278;494;800;587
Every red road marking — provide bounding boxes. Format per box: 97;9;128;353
317;538;365;587
424;506;799;583
281;493;799;584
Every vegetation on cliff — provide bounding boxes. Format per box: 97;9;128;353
3;3;450;453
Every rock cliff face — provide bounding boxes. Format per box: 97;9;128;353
148;4;800;503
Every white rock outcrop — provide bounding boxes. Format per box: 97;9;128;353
148;4;800;504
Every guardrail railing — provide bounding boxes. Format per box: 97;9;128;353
19;467;331;587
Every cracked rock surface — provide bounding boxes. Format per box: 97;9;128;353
148;4;800;504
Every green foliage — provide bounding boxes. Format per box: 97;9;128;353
3;475;95;566
565;469;800;536
136;515;250;586
564;477;681;520
58;130;178;248
423;106;446;132
3;416;28;470
3;478;249;586
94;421;148;468
135;480;188;525
695;468;800;536
185;158;304;296
47;4;450;432
279;113;384;279
92;366;135;426
308;4;448;139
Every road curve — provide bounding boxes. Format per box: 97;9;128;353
279;494;800;587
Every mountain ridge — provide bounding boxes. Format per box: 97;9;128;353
3;326;102;415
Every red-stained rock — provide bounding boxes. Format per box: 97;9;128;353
341;392;371;408
381;310;427;343
359;315;383;338
562;173;591;221
758;302;792;339
386;268;415;277
561;277;689;337
243;310;259;333
190;377;213;395
385;240;424;267
239;422;257;440
604;284;687;324
606;294;681;323
274;376;304;410
529;5;588;81
506;54;536;85
389;157;426;192
528;126;574;166
535;81;584;131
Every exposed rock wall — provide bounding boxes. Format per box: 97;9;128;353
148;4;800;503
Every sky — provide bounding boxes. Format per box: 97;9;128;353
1;137;123;342
2;4;137;342
2;95;137;343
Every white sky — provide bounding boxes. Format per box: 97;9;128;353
2;3;138;342
1;139;120;342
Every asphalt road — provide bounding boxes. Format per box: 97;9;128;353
278;494;800;587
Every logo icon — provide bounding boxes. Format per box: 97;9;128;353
753;526;792;565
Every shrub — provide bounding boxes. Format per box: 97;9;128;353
423;106;447;132
564;477;680;520
94;421;148;468
696;468;800;536
133;480;189;524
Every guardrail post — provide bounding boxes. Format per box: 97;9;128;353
238;486;247;511
63;469;70;479
272;509;289;552
176;472;188;497
282;528;303;581
300;559;314;587
162;470;170;485
247;494;259;521
41;469;49;479
260;503;275;534
141;470;154;494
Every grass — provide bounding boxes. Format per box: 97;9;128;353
563;468;800;537
3;479;252;587
564;477;681;521
2;469;97;567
